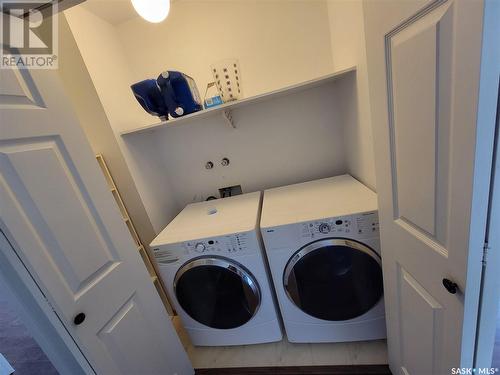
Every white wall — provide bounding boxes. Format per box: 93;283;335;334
327;0;376;190
65;0;376;233
64;6;153;132
57;14;157;244
64;6;180;233
145;79;349;208
65;1;344;232
117;0;335;100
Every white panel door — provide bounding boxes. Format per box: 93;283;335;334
364;0;499;374
0;34;193;375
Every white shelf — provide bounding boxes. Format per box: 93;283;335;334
120;66;356;136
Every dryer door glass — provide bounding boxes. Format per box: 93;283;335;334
284;238;383;321
174;257;261;329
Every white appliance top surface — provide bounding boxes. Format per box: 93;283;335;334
151;191;262;247
260;175;377;228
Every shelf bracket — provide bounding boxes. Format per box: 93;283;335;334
222;110;235;129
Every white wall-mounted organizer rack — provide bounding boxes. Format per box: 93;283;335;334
120;67;356;136
95;154;174;315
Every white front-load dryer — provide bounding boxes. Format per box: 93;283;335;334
150;192;282;346
260;175;386;343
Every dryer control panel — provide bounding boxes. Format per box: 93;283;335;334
300;211;379;240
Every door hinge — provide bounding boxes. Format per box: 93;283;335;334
482;242;490;266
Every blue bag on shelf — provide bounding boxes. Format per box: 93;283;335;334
130;79;168;119
156;71;203;118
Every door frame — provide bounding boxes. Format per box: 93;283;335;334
474;0;500;365
457;0;500;367
474;83;500;368
0;226;94;375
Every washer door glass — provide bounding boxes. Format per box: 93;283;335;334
174;257;261;329
284;238;383;321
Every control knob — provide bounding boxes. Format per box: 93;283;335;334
318;223;331;234
194;243;206;253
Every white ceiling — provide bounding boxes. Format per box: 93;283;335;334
80;0;139;25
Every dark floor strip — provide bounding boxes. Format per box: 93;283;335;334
0;284;58;375
195;364;391;375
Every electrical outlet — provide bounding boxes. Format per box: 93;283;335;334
219;185;242;198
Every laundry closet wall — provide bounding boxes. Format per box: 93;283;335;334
63;0;375;234
56;14;157;245
116;1;335;98
327;0;376;190
64;7;178;233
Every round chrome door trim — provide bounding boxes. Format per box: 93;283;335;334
283;238;381;299
174;255;261;316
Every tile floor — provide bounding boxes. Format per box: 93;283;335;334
173;316;388;369
0;282;58;375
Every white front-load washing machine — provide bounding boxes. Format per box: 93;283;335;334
150;192;282;346
260;175;386;343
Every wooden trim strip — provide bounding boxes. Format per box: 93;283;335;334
195;364;391;375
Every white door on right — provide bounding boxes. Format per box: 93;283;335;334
364;0;499;374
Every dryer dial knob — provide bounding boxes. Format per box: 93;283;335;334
319;223;331;234
194;243;206;253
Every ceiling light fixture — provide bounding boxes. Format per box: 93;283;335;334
131;0;170;23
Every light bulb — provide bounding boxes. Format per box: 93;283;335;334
131;0;170;23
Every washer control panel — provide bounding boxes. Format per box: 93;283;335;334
183;232;252;255
300;211;379;240
153;232;254;265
